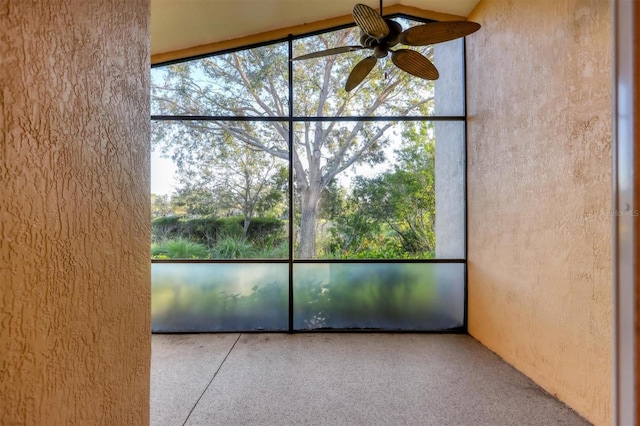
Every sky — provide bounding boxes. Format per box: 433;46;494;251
150;149;177;195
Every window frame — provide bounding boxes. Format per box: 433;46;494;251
150;15;469;332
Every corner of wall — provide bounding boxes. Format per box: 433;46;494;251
465;1;612;424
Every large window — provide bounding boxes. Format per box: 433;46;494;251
151;16;466;331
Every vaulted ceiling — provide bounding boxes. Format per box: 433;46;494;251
151;0;481;63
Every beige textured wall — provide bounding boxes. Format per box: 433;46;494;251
0;1;151;424
466;0;612;424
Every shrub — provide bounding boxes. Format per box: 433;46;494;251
151;215;285;248
151;216;182;242
216;217;245;238
185;217;222;247
246;217;285;245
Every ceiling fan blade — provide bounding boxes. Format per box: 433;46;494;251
391;49;439;80
292;46;365;61
398;21;481;46
345;55;377;92
353;4;389;40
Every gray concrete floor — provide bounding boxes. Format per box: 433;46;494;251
151;333;590;426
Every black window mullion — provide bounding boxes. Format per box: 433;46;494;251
463;37;469;332
287;35;294;332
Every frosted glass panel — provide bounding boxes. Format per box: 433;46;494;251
152;263;288;332
433;38;464;116
293;263;464;330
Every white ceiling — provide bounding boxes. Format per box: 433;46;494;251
151;0;481;57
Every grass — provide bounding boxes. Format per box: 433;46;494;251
151;238;210;259
212;235;256;259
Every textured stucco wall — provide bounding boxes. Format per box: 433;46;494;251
0;1;151;424
466;0;612;424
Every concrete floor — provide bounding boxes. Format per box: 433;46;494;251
151;333;589;426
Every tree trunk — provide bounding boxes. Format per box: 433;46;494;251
298;188;321;258
242;217;251;237
242;203;251;237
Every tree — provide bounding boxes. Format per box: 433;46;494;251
331;122;436;257
327;189;380;256
151;193;173;218
169;186;219;217
169;130;287;233
152;20;435;257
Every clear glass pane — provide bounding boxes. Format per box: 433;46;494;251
151;42;289;116
151;120;289;259
293;262;464;330
293;120;463;259
152;263;288;331
292;18;464;117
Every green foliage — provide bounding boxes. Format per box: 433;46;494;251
152;216;182;227
255;238;289;259
151;215;182;242
317;179;345;220
151;215;286;259
151;238;210;259
214;217;245;238
328;122;436;258
151;22;436;258
353;167;435;254
212;235;256;259
170;187;219;217
151;194;173;218
246;217;285;246
151;216;284;246
181;217;219;246
253;165;288;218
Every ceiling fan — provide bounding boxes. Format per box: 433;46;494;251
292;2;481;92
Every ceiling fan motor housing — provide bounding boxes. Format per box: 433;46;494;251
384;19;402;46
359;19;402;49
373;45;388;58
